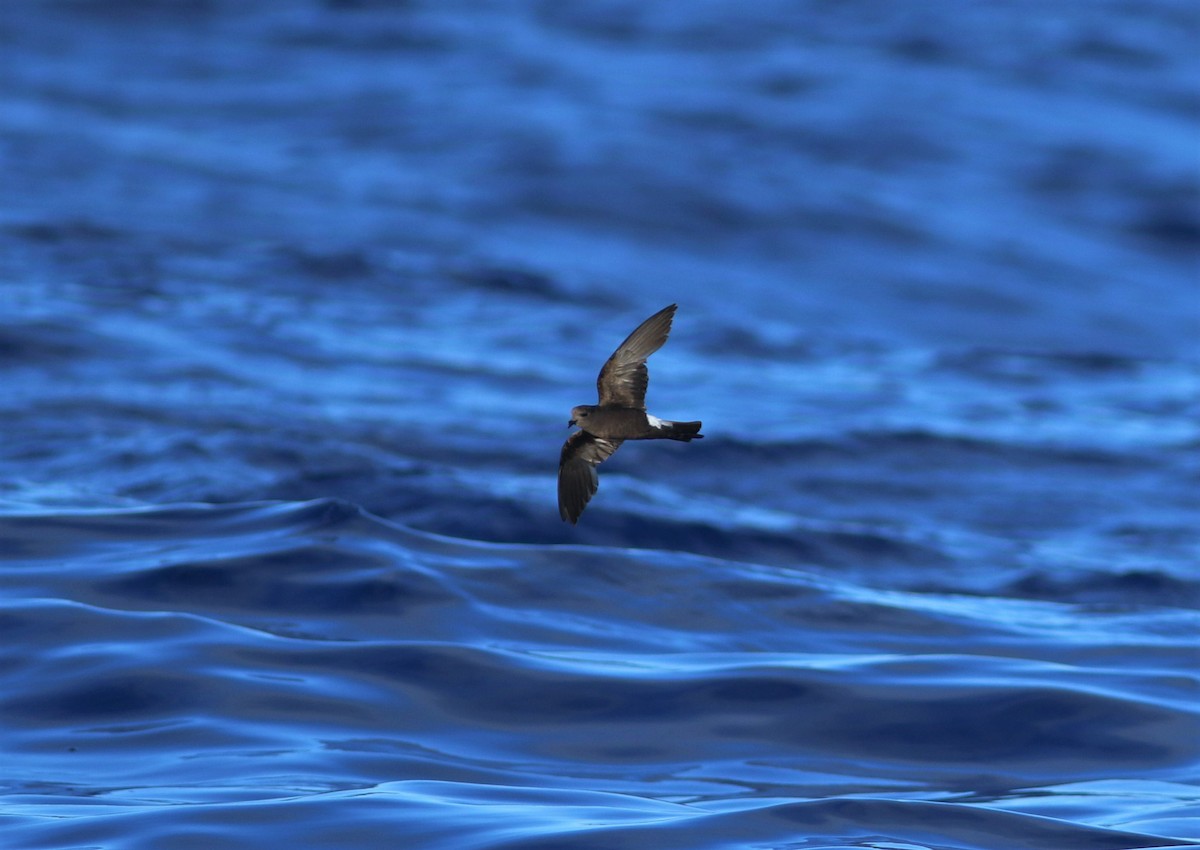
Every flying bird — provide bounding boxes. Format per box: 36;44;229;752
558;303;703;524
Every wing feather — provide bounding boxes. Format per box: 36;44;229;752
558;432;622;523
595;304;676;408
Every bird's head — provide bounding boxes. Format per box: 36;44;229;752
568;405;594;428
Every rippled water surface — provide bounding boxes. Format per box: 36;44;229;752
2;1;1198;848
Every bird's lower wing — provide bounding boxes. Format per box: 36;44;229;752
558;432;622;523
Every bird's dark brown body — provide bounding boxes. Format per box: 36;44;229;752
570;405;702;442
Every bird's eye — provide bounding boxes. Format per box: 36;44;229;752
579;411;587;417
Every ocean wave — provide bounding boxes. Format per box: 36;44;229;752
2;500;1197;848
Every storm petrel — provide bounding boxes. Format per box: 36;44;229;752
558;303;703;524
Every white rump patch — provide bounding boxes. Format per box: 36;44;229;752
646;414;667;429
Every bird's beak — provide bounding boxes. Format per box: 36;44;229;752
568;419;576;428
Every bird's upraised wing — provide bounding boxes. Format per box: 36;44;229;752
595;304;676;409
558;431;622;523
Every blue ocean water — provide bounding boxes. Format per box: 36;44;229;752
1;1;1198;848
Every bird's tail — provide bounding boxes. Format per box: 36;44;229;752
664;420;703;441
